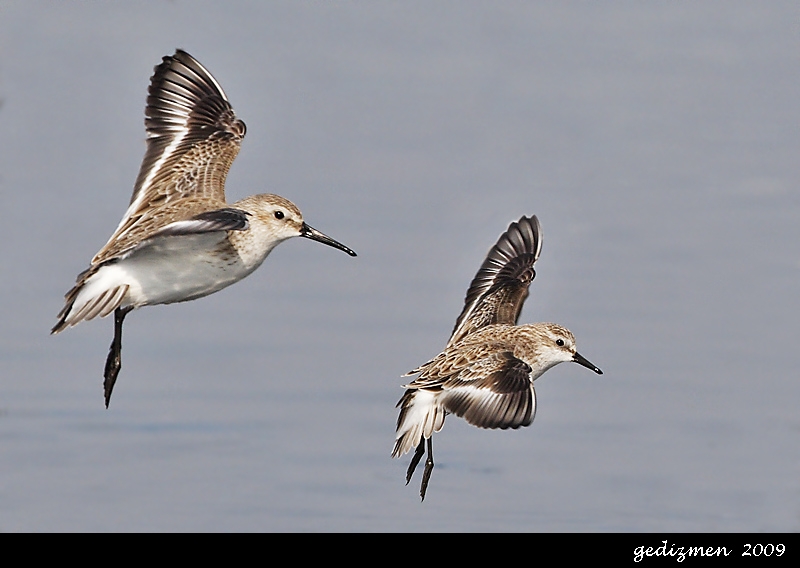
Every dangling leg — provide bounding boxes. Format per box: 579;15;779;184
406;437;426;484
103;306;133;408
419;436;435;501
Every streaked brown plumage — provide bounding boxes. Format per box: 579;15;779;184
52;50;356;407
393;215;601;501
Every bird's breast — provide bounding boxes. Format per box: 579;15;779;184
115;232;260;306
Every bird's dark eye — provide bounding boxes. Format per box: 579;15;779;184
556;339;565;347
274;210;284;220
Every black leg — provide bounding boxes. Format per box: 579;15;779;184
419;437;434;502
103;306;132;408
406;438;426;485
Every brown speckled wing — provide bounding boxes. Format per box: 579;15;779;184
92;50;246;265
440;351;536;430
447;216;542;347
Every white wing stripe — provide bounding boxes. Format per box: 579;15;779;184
115;127;189;238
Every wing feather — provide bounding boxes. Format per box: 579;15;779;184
92;50;246;265
448;216;542;346
440;351;536;430
151;208;250;237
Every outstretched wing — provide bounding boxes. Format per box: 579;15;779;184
92;49;246;265
447;215;542;347
440;350;536;429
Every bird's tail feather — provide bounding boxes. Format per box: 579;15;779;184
392;388;445;458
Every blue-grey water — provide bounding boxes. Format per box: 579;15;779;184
1;2;798;531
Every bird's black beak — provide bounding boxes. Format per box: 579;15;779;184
573;352;602;375
300;223;357;256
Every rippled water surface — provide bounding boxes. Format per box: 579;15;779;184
1;2;798;531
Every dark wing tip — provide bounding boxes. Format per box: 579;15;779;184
493;215;542;265
448;215;543;344
466;215;543;305
145;49;246;140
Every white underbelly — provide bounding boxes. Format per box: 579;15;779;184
91;233;261;307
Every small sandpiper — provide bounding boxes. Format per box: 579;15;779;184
52;50;356;407
392;215;601;501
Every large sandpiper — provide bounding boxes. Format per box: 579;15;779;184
52;50;356;407
393;215;600;501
